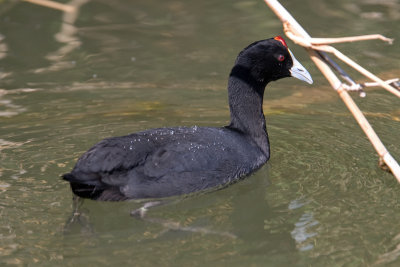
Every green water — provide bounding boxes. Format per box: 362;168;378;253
1;0;400;266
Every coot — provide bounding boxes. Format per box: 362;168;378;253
63;36;313;201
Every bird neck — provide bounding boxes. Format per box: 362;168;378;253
226;65;270;157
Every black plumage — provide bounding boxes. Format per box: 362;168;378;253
63;37;312;200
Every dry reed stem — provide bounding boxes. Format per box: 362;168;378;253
264;0;400;182
284;24;393;45
313;45;400;98
283;22;400;98
23;0;75;13
309;35;393;45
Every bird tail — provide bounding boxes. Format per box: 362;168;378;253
62;172;104;199
62;172;127;201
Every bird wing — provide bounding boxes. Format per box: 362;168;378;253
65;128;253;198
118;140;242;198
143;141;234;176
68;135;151;182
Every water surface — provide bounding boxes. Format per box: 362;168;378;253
1;0;400;266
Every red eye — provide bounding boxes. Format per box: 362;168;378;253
278;55;285;62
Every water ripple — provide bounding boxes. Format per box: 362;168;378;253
290;211;319;252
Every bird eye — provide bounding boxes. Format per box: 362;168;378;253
278;55;285;62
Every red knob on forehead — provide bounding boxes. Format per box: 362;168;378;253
274;36;288;48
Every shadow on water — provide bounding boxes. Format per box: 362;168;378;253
59;163;325;266
59;164;304;265
63;165;273;239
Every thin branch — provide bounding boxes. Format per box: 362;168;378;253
264;0;400;182
284;23;394;45
283;22;400;97
309;35;393;45
313;45;400;98
22;0;75;13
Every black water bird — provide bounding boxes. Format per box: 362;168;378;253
63;36;313;201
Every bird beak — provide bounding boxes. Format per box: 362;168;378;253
288;49;313;84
